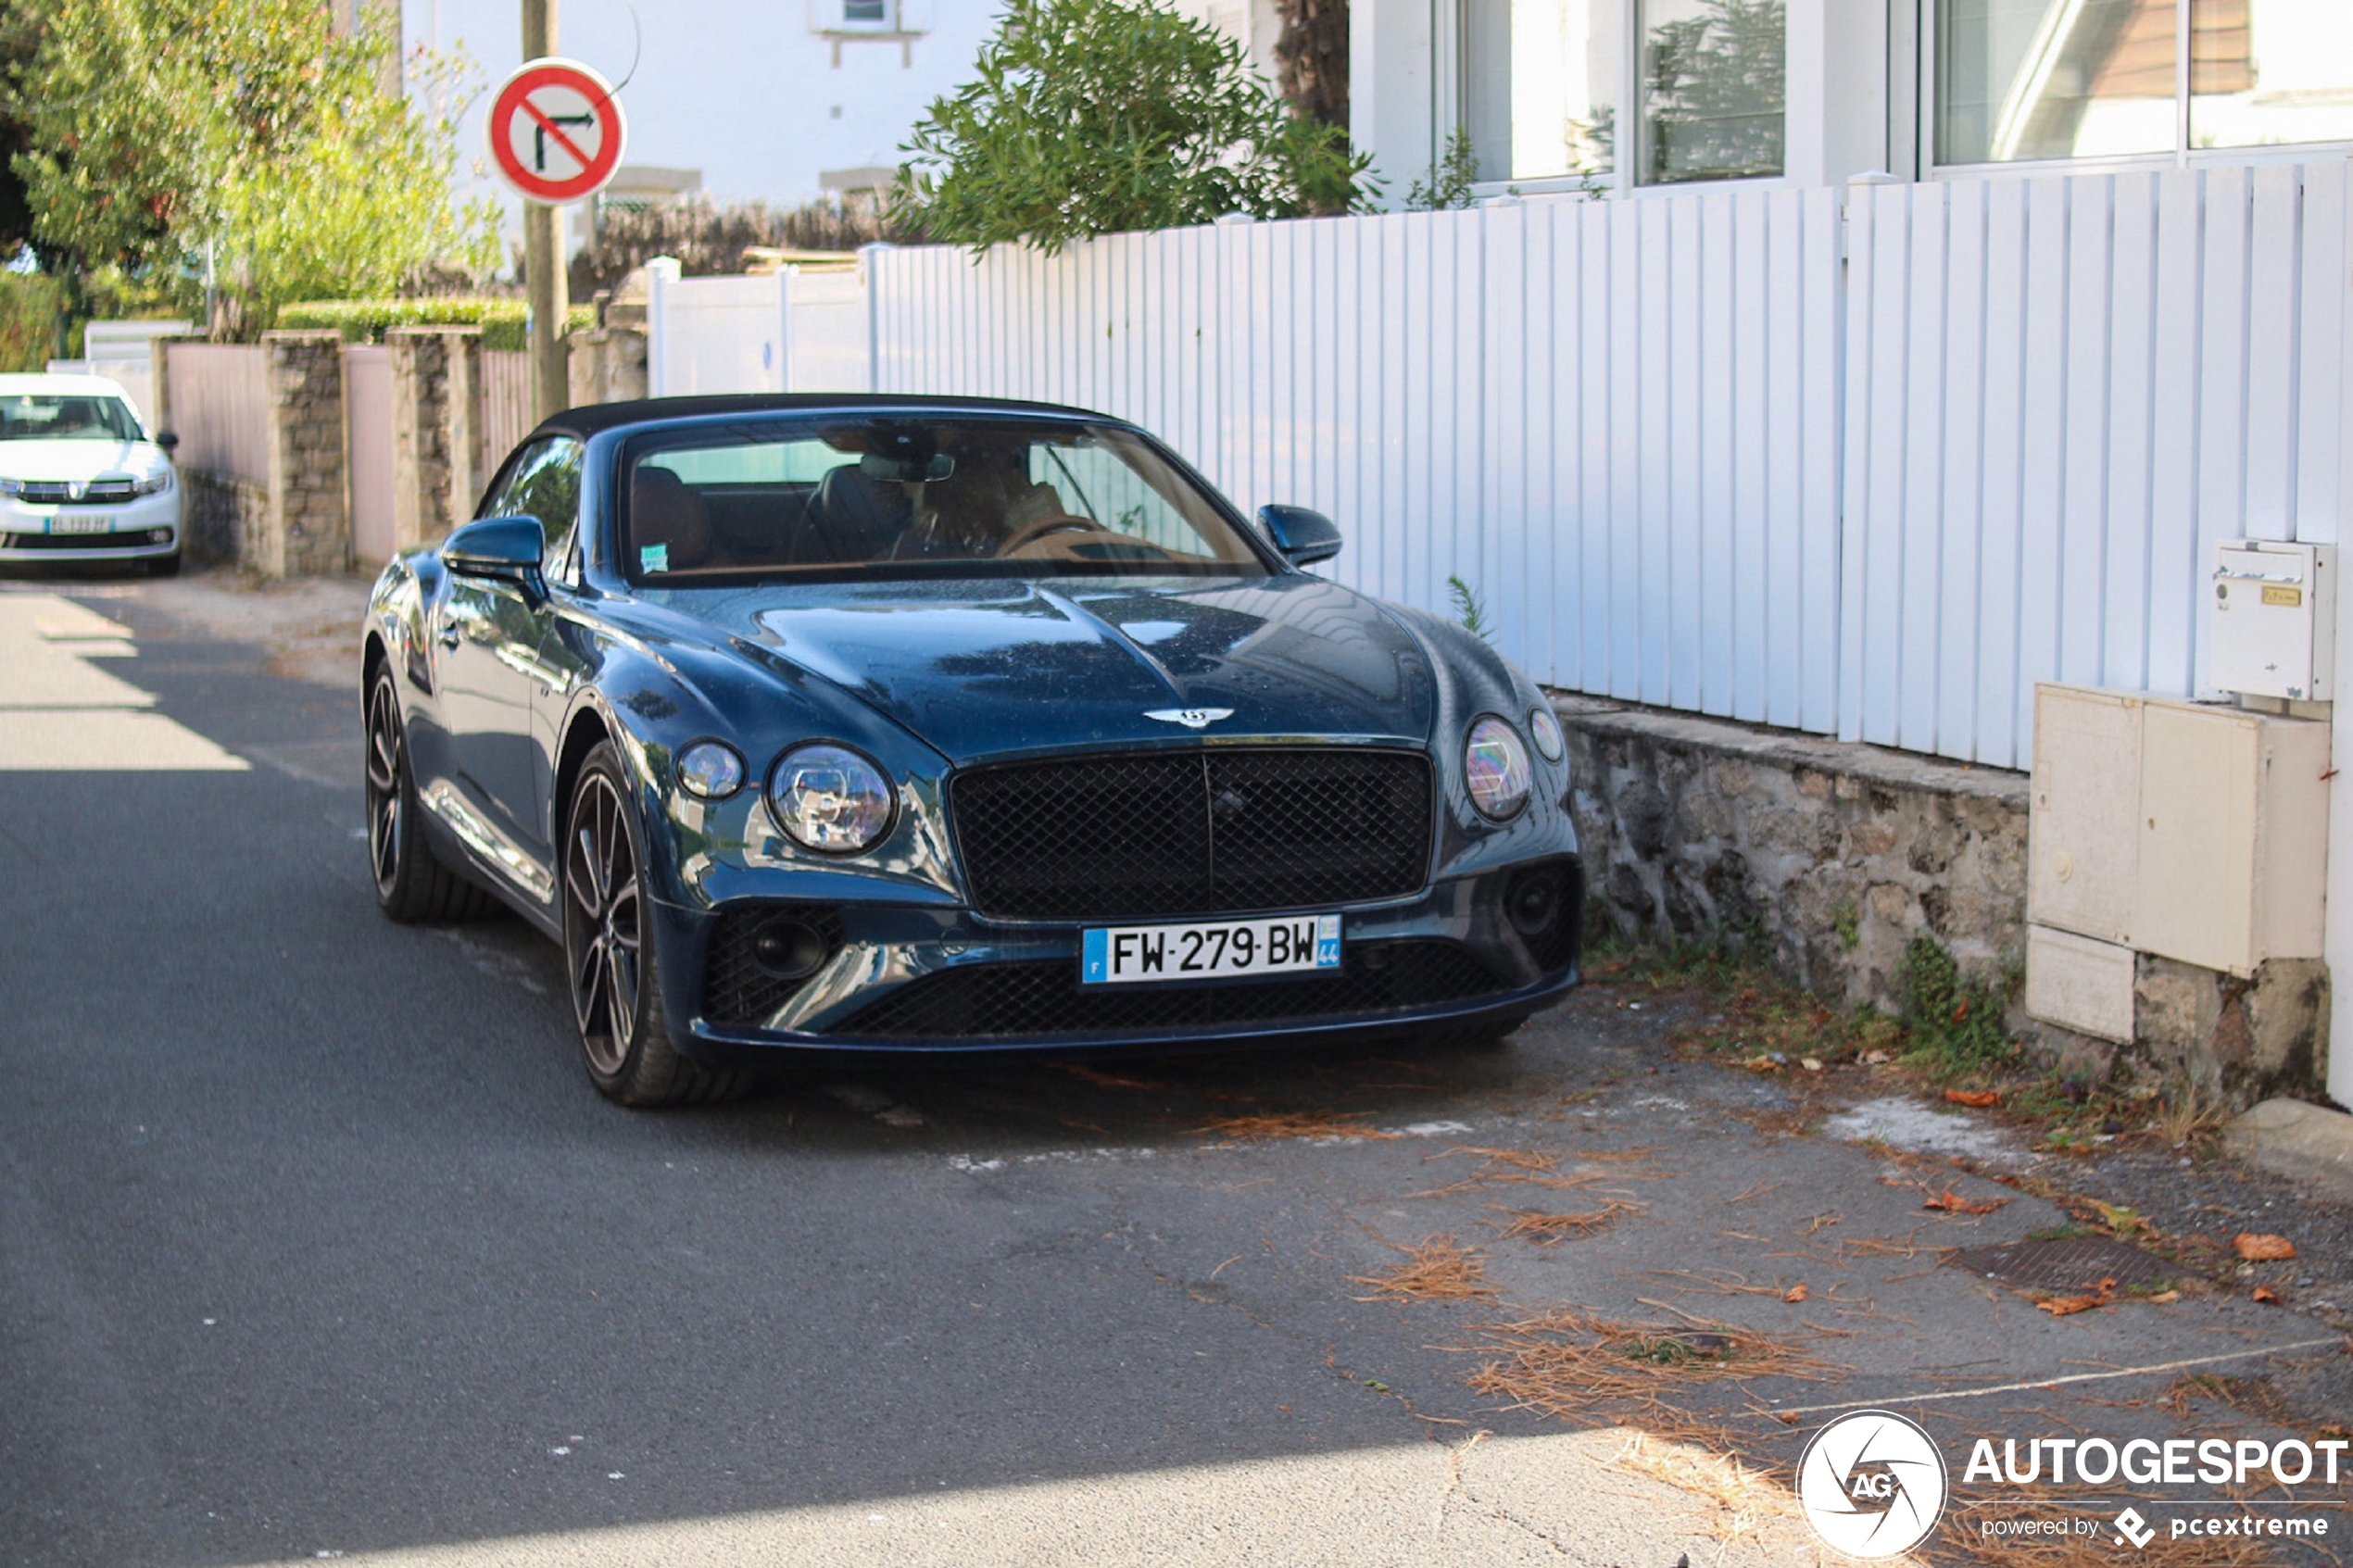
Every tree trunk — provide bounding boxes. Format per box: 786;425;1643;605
1274;0;1348;131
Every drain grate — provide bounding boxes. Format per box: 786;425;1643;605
1944;1236;2177;1292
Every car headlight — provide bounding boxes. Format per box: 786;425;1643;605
133;470;173;495
1464;716;1532;822
1527;704;1565;763
675;740;746;800
0;477;21;496
767;742;895;852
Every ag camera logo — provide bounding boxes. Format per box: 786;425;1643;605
1796;1410;1949;1558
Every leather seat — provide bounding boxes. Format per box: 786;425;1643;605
800;464;912;563
631;466;713;571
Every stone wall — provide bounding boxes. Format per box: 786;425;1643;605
388;326;482;551
1554;692;2330;1107
1555;694;2029;1012
568;324;647;407
177;470;266;565
259;331;349;578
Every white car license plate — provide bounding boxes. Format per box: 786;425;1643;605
49;513;113;534
1081;913;1340;985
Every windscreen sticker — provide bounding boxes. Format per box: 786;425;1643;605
639;543;668;573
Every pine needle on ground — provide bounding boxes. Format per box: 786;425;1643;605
1490;1200;1645;1243
1198;1110;1402;1143
1349;1235;1498;1301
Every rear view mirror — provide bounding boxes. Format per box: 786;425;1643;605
443;514;547;584
861;450;955;483
1259;504;1342;568
154;429;181;453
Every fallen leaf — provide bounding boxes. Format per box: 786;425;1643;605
2092;1201;2150;1235
1775;1411;1801;1425
2233;1233;2296;1261
1800;1058;1824;1073
2251;1286;2282;1305
1923;1189;2010;1216
1944;1089;2000;1108
1783;1283;1809;1303
2037;1294;2108;1316
2144;1289;2181;1305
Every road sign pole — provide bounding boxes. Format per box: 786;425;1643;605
522;0;569;423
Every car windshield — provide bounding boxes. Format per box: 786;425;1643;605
0;393;145;443
622;418;1268;583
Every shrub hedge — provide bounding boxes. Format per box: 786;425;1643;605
275;297;596;352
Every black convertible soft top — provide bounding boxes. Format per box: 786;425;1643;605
536;392;1112;441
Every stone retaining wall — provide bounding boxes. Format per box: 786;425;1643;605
260;332;349;578
1552;692;2329;1107
177;470;266;566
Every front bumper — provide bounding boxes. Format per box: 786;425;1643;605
0;492;181;562
652;857;1584;1061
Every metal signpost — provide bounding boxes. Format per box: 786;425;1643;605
484;26;626;423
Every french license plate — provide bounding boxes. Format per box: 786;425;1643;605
49;513;112;534
1082;913;1341;985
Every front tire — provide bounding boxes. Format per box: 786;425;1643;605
365;664;496;922
562;743;753;1108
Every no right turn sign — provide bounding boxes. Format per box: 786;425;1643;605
485;57;627;205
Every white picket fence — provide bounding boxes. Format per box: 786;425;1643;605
638;160;2353;771
644;262;871;397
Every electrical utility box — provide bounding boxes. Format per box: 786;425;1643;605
2030;684;2329;979
2211;540;2335;701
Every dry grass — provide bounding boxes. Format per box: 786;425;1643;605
1602;1430;1799;1549
1350;1235;1498;1302
1197;1110;1402;1143
2163;1373;2295;1424
1463;1308;1832;1420
1489;1199;1645;1243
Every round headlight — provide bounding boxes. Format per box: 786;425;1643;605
1527;704;1565;763
1464;716;1531;822
768;743;895;853
675;740;745;800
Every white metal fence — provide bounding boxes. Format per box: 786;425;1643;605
1841;164;2351;768
163;344;270;485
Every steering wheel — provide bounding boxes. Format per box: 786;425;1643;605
997;513;1107;556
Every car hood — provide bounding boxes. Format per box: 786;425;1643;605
0;439;166;484
650;574;1439;761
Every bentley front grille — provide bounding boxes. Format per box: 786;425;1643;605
949;747;1433;922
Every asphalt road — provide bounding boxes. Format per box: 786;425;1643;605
3;577;2347;1568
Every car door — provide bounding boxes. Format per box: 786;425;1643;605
434;436;581;871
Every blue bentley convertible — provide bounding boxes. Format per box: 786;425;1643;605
362;395;1582;1105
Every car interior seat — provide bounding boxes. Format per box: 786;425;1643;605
630;466;715;571
802;464;913;563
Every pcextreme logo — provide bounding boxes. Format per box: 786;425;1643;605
1796;1410;1950;1558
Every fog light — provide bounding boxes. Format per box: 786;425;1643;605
1506;868;1561;936
749;916;831;981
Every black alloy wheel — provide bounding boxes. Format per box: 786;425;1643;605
365;664;493;922
561;742;753;1107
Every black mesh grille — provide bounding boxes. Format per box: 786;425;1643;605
1;527;172;551
833;938;1504;1040
702;908;845;1026
951;748;1432;921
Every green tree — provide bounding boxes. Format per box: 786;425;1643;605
1642;0;1785;183
10;0;497;336
899;0;1373;255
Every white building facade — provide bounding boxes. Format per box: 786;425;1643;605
1351;0;2353;199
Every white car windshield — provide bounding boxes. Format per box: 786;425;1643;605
1;393;145;443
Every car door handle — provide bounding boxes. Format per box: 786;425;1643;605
438;622;462;649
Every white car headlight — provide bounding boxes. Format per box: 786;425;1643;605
1464;716;1532;822
768;743;895;852
133;470;173;495
1527;704;1565;762
0;477;22;496
675;740;746;800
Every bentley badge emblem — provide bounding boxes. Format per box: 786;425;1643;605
1145;708;1234;730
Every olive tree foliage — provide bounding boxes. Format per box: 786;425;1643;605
11;0;498;336
899;0;1373;255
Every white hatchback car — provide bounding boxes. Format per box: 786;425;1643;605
0;372;182;574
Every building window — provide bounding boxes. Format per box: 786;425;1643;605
1936;0;2353;166
1464;0;1619;182
834;0;895;30
1638;0;1785;182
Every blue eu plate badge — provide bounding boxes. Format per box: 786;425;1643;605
1081;913;1341;985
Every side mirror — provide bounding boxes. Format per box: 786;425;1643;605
443;514;547;591
1259;504;1342;568
154;430;180;453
